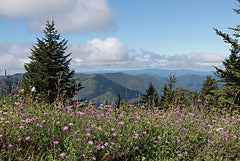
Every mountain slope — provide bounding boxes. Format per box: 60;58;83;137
76;74;143;104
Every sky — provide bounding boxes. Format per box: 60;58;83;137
0;0;239;75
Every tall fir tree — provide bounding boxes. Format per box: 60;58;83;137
23;20;83;103
142;82;159;107
160;74;177;108
200;75;218;101
213;0;240;108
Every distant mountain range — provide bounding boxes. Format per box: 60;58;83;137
0;69;216;104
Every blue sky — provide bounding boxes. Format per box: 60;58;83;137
0;0;239;74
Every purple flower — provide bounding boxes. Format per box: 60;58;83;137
184;151;188;155
19;126;24;129
86;133;91;137
177;139;181;143
96;146;101;150
88;141;93;145
69;123;74;126
8;144;13;148
25;136;30;141
60;152;65;157
54;141;59;145
135;146;139;150
92;157;96;160
66;157;70;160
104;142;109;146
154;140;158;143
63;126;68;131
118;122;124;126
18;138;22;141
41;120;47;124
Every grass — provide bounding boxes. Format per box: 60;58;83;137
0;94;240;160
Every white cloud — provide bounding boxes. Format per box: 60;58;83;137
0;43;30;72
0;0;73;18
70;37;129;67
0;0;114;34
0;41;224;74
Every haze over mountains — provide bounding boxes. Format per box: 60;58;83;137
0;69;214;104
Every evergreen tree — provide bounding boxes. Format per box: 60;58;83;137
115;93;122;109
213;0;240;108
23;20;83;103
142;82;159;107
160;74;177;108
200;75;218;104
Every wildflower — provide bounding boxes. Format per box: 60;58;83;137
60;152;65;157
69;123;74;126
74;131;77;135
18;138;22;141
154;140;158;143
41;120;47;124
184;151;188;155
118;122;124;126
143;131;147;135
26;136;30;141
0;135;3;138
104;142;109;146
54;141;59;145
31;87;36;92
8;144;13;148
135;146;139;150
66;157;70;160
96;146;101;150
19;126;24;129
56;122;60;125
92;157;96;160
86;133;91;137
88;141;93;145
82;154;85;157
178;154;182;157
177;139;181;143
158;136;161;140
63;126;68;131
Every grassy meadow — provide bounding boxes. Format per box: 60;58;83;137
0;94;240;160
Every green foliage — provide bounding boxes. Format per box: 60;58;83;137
213;1;240;108
1;94;240;160
22;20;83;104
142;82;159;107
200;75;218;106
160;74;177;108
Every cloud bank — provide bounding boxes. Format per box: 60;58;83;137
0;39;225;74
0;0;114;33
0;43;30;74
